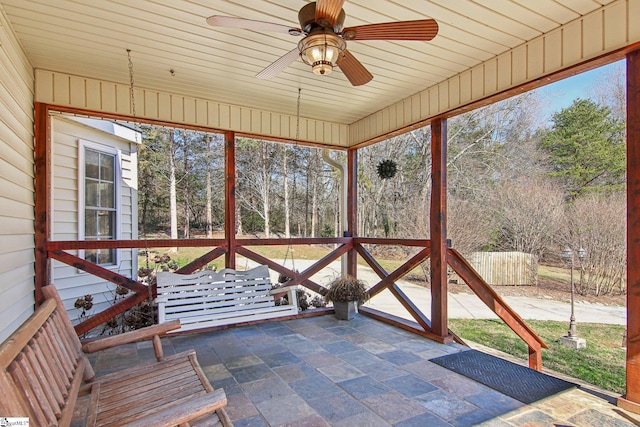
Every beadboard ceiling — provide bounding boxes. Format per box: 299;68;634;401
1;0;619;125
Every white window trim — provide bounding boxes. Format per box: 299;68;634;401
78;139;123;267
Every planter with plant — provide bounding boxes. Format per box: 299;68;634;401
325;275;369;320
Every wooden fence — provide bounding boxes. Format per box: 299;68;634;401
466;252;537;286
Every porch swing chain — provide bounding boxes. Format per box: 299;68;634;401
291;89;301;270
127;49;136;119
279;89;302;282
127;49;153;317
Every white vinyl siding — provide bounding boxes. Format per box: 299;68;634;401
0;5;35;344
51;116;138;322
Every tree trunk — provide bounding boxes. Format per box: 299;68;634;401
304;158;309;236
183;130;190;239
169;131;178;252
311;152;318;238
237;212;243;236
205;135;213;238
283;145;290;238
261;142;270;238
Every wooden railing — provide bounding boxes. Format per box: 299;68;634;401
46;237;547;369
447;248;548;369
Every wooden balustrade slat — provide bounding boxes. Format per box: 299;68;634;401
355;243;432;331
447;248;547;370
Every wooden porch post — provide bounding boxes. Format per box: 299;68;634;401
34;103;51;305
225;131;236;269
430;118;449;337
347;148;357;277
620;49;640;414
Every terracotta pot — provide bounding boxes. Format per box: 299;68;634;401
333;300;358;320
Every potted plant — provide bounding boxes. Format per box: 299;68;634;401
325;275;369;320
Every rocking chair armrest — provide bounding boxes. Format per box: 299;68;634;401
82;320;181;353
123;389;228;427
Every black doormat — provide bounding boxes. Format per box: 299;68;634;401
430;350;575;404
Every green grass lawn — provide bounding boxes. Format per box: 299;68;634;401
448;318;627;394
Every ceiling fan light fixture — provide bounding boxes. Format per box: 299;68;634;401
298;32;346;76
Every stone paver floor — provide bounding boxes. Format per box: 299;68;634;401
87;315;640;427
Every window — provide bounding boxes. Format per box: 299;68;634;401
81;145;119;265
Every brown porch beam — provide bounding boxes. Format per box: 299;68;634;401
225;131;236;269
175;246;227;274
620;49;640;414
430;118;448;338
291;243;353;286
347;148;358;277
34;103;51;306
367;247;431;297
235;246;325;294
359;307;452;343
47;239;226;250
447;248;547;370
355;243;431;331
74;292;148;336
354;237;431;247
237;237;350;246
48;250;147;294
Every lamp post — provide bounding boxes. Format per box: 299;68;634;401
560;246;587;349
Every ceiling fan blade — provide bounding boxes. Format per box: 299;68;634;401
336;50;373;86
256;48;300;80
206;16;301;35
315;0;346;27
342;19;438;41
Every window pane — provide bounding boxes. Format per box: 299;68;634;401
97;249;115;265
85;180;99;207
85;211;97;237
85;249;97;263
84;148;117;266
100;154;115;181
85;150;100;179
97;211;114;237
100;182;115;208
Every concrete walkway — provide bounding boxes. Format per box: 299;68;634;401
245;258;627;325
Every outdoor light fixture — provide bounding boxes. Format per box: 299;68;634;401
560;245;587;349
298;31;346;76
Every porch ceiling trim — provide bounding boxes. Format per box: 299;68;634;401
34;69;350;148
32;0;639;148
350;0;640;146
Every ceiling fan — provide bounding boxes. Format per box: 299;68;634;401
206;0;438;86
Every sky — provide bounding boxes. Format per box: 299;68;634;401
535;60;623;118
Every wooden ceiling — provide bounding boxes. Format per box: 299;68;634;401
0;0;624;129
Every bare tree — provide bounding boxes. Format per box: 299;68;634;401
261;142;272;237
168;131;178;251
283;145;290;238
592;61;626;123
563;192;626;296
205;134;213;238
448;197;495;257
311;150;318;238
492;178;565;259
182;130;190;239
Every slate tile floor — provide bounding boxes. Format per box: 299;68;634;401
88;315;640;427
